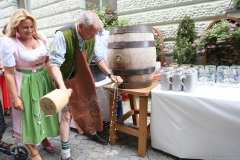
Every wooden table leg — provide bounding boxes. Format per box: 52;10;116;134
129;94;139;125
138;96;148;157
109;90;118;145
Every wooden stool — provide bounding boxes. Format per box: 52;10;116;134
104;81;159;157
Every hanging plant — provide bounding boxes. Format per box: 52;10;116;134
193;19;240;54
87;1;129;30
153;29;166;57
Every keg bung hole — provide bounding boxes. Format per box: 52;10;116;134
116;56;121;62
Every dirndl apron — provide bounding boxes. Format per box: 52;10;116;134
12;38;59;144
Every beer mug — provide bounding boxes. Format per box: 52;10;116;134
168;68;184;92
229;66;240;88
195;65;204;85
216;66;229;87
204;65;216;86
160;67;172;91
182;69;196;92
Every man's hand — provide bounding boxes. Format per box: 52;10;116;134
59;86;72;98
109;75;123;86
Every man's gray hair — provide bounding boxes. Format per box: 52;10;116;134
78;10;100;29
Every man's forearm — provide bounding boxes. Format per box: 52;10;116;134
50;66;66;90
97;59;111;75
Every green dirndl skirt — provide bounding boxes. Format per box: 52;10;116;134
16;67;59;144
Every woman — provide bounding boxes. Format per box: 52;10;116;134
0;9;59;160
1;24;12;117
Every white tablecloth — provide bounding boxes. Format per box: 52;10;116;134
151;85;240;160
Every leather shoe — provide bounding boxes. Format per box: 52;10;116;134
90;134;108;145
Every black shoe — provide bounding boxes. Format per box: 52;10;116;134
90;134;108;145
61;156;73;160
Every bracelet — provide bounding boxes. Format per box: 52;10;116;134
11;97;18;103
108;73;112;78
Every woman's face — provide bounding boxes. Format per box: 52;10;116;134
16;18;35;39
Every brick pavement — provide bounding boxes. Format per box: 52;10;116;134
0;101;177;160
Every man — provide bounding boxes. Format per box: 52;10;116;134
49;10;123;160
93;20;109;64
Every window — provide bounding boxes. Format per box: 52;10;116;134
86;0;116;11
18;0;31;12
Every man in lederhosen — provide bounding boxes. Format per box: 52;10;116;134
49;10;123;160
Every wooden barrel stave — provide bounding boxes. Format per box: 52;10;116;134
108;26;156;89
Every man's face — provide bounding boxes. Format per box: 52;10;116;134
78;23;98;40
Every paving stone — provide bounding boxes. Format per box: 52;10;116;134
88;151;100;158
0;98;174;160
120;149;131;157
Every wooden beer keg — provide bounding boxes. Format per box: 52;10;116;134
107;25;156;89
40;89;72;115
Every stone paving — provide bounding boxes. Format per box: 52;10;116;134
0;100;178;160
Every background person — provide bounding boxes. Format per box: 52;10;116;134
0;9;59;160
93;20;109;64
49;10;123;160
0;42;13;150
0;23;12;120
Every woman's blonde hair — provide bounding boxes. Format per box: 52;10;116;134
6;9;44;42
2;23;8;35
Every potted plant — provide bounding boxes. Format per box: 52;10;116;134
173;16;197;66
87;1;129;30
232;0;240;9
193;18;240;53
152;27;166;67
227;0;240;18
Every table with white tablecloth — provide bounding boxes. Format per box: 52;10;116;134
151;85;240;159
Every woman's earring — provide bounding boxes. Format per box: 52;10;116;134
16;31;20;38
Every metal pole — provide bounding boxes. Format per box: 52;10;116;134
24;0;32;12
100;0;103;10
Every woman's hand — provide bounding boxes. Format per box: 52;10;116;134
12;97;24;111
110;75;123;86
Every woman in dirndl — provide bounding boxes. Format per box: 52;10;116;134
0;9;59;160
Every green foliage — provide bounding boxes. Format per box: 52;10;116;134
232;0;240;9
87;1;129;30
173;16;197;65
193;19;240;54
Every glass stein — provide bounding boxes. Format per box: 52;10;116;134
216;66;229;87
204;65;216;86
229;66;240;88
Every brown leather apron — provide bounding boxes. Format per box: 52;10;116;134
64;50;103;134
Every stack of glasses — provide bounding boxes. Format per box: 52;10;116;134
196;65;240;87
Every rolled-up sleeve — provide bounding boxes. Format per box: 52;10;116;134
92;36;104;63
50;31;67;67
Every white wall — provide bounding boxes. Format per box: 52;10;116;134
0;0;86;43
117;0;231;64
0;0;18;35
0;0;232;63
